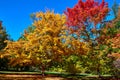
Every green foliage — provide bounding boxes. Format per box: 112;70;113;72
64;55;81;74
112;0;119;18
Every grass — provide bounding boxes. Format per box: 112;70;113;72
0;71;119;80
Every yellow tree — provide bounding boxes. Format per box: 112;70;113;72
1;11;89;73
25;11;88;72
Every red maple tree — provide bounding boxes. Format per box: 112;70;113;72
65;0;109;27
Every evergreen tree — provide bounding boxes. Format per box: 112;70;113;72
112;0;119;19
0;21;10;70
0;21;9;50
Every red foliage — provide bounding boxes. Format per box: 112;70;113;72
65;0;109;27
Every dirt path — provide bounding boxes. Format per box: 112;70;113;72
0;74;64;80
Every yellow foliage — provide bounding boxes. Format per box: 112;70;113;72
1;10;89;67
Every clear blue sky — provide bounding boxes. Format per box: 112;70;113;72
0;0;119;41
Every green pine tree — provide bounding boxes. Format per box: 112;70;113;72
0;21;9;50
0;21;10;70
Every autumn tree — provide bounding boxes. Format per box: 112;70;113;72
1;11;89;73
65;0;112;74
98;6;120;56
97;7;120;75
65;0;109;41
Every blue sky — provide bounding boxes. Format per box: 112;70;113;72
0;0;119;41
